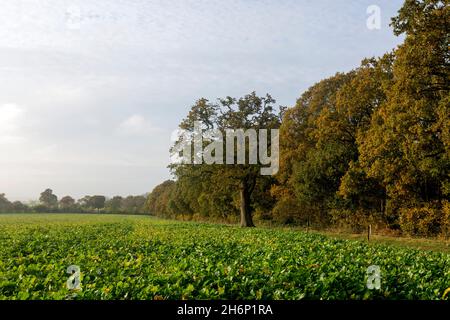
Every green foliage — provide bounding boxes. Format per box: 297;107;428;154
0;214;448;300
293;143;349;210
90;196;106;212
120;196;147;214
270;195;305;225
39;189;58;209
0;194;13;213
105;196;123;213
168;92;283;227
145;180;176;217
59;196;76;212
0;191;147;215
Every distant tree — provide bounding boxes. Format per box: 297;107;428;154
77;196;92;212
59;196;76;212
121;195;146;214
0;193;12;213
11;201;28;213
90;195;106;213
34;204;49;213
105;196;123;213
145;180;176;217
133;196;147;214
39;189;58;210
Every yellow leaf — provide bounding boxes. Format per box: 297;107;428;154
442;288;450;299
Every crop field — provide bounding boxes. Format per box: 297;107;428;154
0;214;449;300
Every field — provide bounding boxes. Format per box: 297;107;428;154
0;214;449;300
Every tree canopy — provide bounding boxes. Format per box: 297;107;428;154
146;0;449;236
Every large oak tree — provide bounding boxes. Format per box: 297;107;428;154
170;92;282;227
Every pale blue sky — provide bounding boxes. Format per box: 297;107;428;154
0;0;404;201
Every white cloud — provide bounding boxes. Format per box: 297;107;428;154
0;103;25;144
117;114;160;136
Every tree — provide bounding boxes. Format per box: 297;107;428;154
144;0;448;235
145;180;176;217
359;0;449;221
275;73;354;225
275;54;394;227
170;92;283;227
11;201;28;213
59;196;76;212
333;55;394;222
105;196;123;213
121;195;146;214
90;195;106;213
0;193;12;213
39;189;58;209
77;196;92;211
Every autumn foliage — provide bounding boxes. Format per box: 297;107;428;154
147;0;449;237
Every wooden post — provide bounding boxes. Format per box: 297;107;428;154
367;224;372;242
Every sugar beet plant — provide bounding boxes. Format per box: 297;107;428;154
0;214;449;300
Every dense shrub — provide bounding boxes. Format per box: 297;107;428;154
441;201;450;239
330;209;386;233
271;198;304;225
399;204;443;237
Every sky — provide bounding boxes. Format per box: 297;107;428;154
0;0;405;202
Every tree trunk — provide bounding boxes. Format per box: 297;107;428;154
239;179;255;227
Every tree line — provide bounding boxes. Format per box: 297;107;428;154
145;0;449;237
0;189;147;214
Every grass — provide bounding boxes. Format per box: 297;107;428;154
249;220;450;254
0;213;449;300
314;230;450;254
